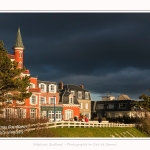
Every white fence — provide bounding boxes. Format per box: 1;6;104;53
0;121;135;133
25;121;135;132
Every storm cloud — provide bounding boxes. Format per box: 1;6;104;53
1;13;150;100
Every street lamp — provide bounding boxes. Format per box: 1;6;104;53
53;96;56;122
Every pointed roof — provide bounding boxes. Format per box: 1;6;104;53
118;94;130;100
12;27;24;49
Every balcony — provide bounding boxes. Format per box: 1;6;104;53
29;88;41;92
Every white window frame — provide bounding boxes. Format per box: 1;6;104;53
40;96;46;104
17;108;26;118
69;96;74;104
71;91;75;96
30;109;36;119
19;51;23;58
30;95;37;105
118;103;127;109
48;111;61;121
85;92;89;99
65;109;73;120
41;111;47;118
80;103;83;109
39;83;46;93
49;84;56;93
19;61;22;68
85;103;88;109
29;83;35;88
49;97;56;104
78;91;82;99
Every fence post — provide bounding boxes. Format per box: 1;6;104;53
62;121;63;128
27;124;30;132
46;122;49;129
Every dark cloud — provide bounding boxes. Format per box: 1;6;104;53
1;13;150;100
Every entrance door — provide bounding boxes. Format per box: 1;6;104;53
65;109;73;120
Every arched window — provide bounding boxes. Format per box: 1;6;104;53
39;83;46;92
30;95;37;105
49;84;56;93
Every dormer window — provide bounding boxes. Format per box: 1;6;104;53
39;83;46;93
69;97;74;104
71;91;75;96
78;91;82;99
85;92;89;99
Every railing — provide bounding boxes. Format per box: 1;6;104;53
0;121;135;134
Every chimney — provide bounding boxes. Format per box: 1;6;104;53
58;81;63;90
80;84;84;89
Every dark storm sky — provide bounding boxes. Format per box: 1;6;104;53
1;13;150;100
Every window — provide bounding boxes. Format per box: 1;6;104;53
80;103;83;109
40;84;45;92
49;84;56;93
108;104;114;109
41;111;47;119
19;61;22;68
97;104;104;109
30;109;36;119
85;103;88;109
119;103;127;109
40;97;46;104
65;109;73;120
17;109;26;118
85;92;89;99
29;83;35;88
71;91;75;96
6;94;13;104
69;97;74;104
30;95;37;105
78;91;82;99
48;111;61;121
49;97;55;104
5;108;14;118
19;52;23;58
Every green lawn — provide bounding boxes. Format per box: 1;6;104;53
3;127;148;138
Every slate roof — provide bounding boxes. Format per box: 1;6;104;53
12;27;24;49
59;84;91;104
64;84;90;92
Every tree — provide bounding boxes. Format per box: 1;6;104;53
0;40;32;106
139;93;150;111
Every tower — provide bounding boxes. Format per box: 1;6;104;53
12;27;25;68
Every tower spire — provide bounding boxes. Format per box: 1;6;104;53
12;27;24;49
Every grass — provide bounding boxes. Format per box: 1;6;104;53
0;118;149;138
0;127;149;138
